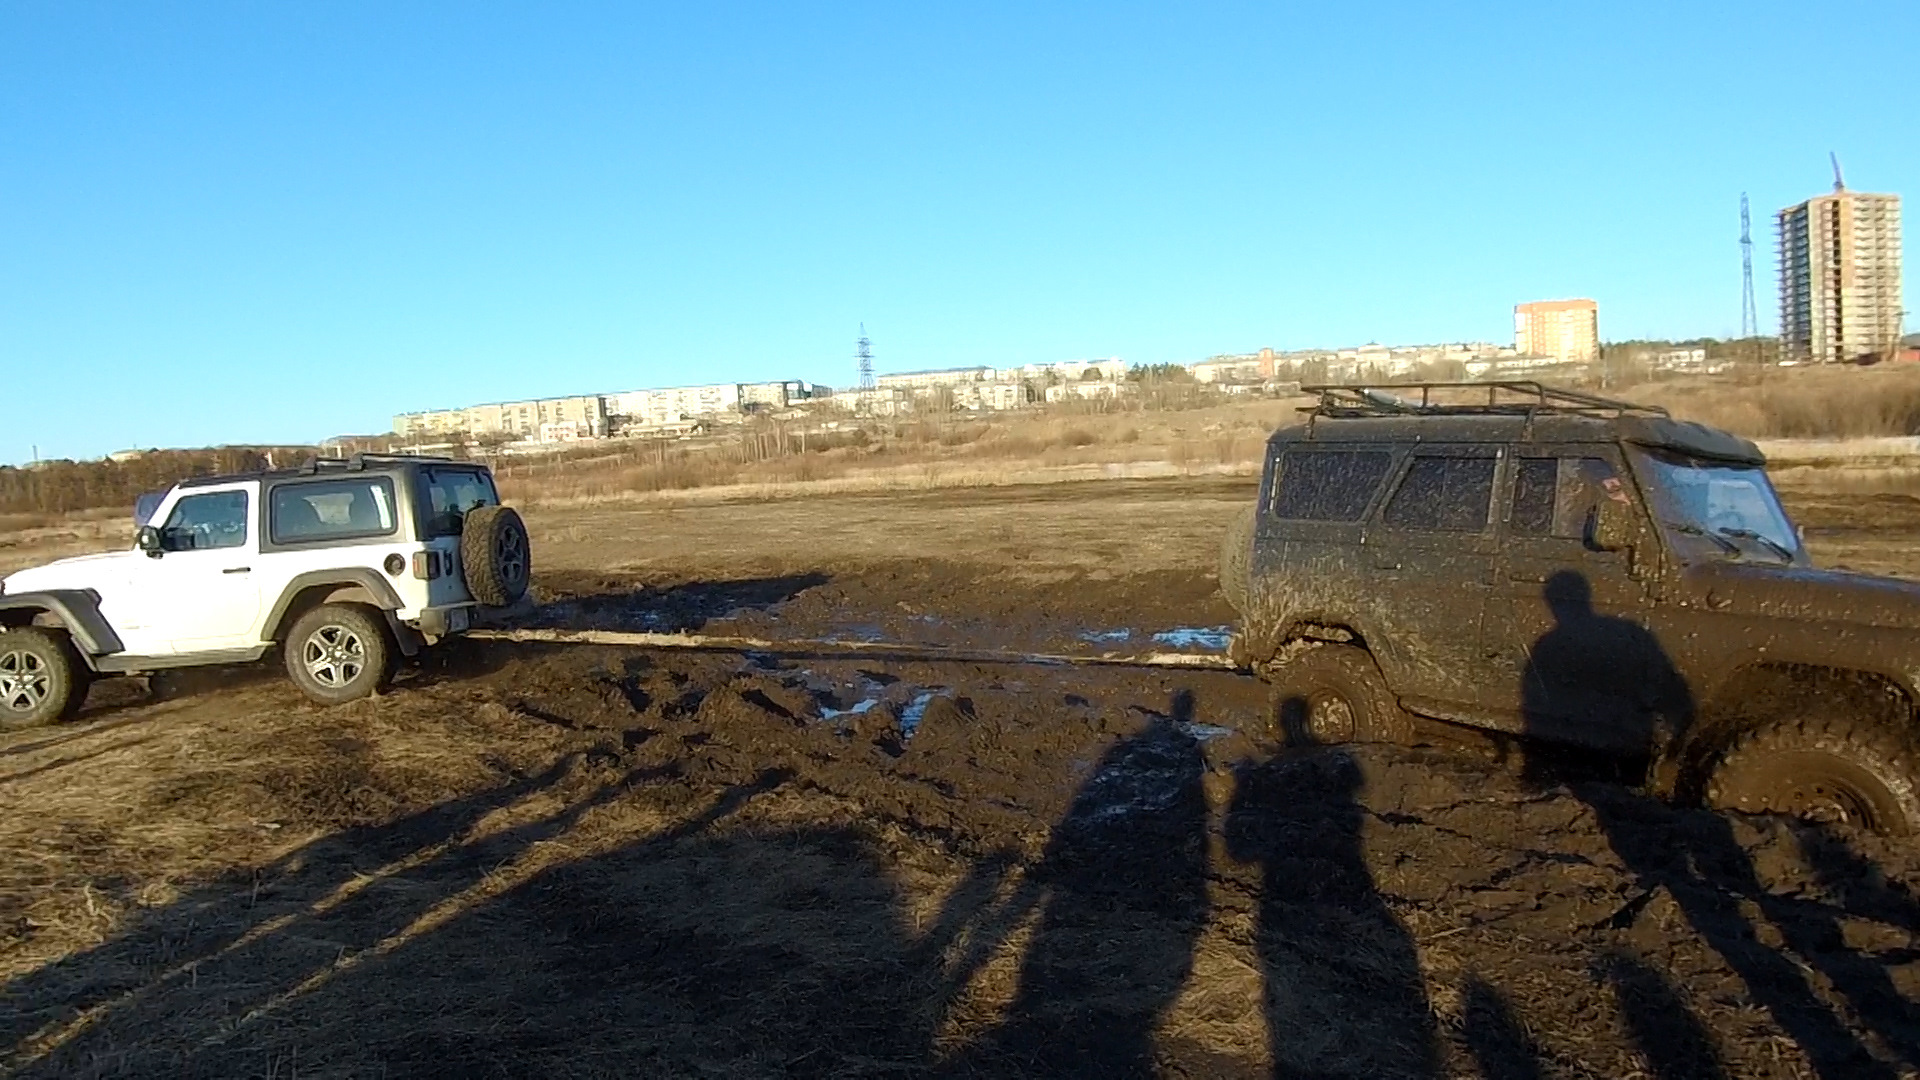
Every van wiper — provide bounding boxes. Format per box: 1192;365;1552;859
1718;527;1795;562
1664;520;1741;556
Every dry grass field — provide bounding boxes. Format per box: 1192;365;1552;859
7;371;1920;1077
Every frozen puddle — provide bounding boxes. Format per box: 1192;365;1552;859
1151;626;1233;651
819;698;882;720
1079;629;1133;645
898;691;940;740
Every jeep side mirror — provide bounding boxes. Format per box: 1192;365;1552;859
136;526;163;557
1590;499;1635;552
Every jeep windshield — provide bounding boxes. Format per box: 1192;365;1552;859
1632;447;1799;563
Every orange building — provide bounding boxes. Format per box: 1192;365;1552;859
1514;299;1599;364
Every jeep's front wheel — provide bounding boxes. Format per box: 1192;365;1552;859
284;604;394;705
1261;643;1413;746
0;627;86;730
1707;715;1920;835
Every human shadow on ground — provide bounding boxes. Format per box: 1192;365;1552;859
1522;569;1916;1079
0;694;1224;1077
1225;720;1440;1080
953;697;1212;1077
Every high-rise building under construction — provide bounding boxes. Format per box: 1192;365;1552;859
1777;180;1902;363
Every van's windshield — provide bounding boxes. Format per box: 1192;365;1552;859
1633;447;1798;562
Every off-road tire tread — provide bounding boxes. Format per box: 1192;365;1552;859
1220;505;1256;615
1707;713;1920;835
461;505;530;607
283;603;395;706
1261;642;1415;745
0;627;86;729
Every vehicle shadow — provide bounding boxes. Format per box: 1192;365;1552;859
1522;568;1917;1079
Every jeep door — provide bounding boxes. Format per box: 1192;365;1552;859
1359;446;1501;712
1482;449;1677;755
110;484;264;654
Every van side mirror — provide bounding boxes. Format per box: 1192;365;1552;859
136;526;163;557
1590;499;1635;553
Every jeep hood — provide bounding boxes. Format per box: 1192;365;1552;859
1683;562;1920;630
2;551;130;594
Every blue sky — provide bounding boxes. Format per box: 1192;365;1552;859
2;2;1914;463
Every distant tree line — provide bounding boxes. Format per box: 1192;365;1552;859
0;447;309;517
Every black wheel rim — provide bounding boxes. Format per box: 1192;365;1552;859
496;525;527;585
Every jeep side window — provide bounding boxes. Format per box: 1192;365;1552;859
270;478;399;544
159;491;250;552
1510;457;1620;540
1270;450;1393;521
1382;456;1495;531
422;469;499;538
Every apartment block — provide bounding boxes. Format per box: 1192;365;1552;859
1778;189;1903;363
1514;299;1600;363
394;394;606;442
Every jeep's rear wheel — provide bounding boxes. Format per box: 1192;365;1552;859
0;628;86;729
1262;643;1413;746
1707;715;1920;835
284;604;394;705
1220;505;1256;616
461;505;530;607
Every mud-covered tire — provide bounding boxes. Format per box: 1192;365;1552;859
284;604;395;706
461;505;530;607
0;627;87;729
1261;643;1413;746
1219;505;1256;615
1707;714;1920;835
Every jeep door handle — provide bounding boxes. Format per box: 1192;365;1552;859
223;567;251;574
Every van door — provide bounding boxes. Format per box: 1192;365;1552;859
1359;446;1501;714
1484;450;1673;755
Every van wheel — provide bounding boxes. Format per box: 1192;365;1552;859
1262;643;1413;746
0;628;86;729
285;604;394;705
1707;715;1920;835
1219;506;1256;615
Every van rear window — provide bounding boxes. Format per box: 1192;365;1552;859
1270;450;1393;521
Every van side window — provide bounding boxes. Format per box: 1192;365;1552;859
1383;456;1496;531
1270;450;1393;521
1510;457;1620;539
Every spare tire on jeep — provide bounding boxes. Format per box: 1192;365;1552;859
461;505;530;607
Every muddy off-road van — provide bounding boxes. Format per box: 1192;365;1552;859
1221;382;1920;834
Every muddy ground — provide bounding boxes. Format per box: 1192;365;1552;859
4;478;1920;1078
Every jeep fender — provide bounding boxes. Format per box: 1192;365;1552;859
264;571;418;657
0;590;125;662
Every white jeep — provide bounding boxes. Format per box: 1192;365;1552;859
0;455;530;727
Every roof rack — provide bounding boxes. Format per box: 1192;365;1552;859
1301;381;1667;420
174;452;461;489
294;452;457;475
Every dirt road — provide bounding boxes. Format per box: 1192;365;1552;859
3;478;1919;1078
